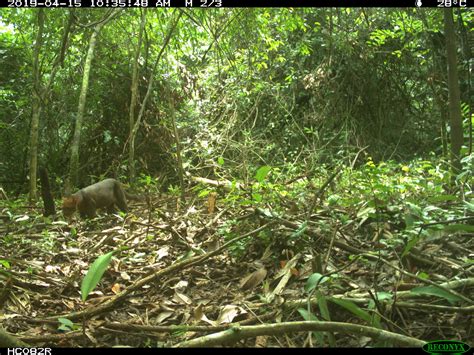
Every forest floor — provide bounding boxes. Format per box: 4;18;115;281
0;171;473;347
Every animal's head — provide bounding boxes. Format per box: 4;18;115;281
62;196;78;217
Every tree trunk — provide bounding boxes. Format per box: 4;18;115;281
39;167;56;216
28;9;45;202
128;10;146;184
169;92;185;201
28;11;73;201
444;9;463;175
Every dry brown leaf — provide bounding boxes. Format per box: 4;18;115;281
207;192;217;214
111;283;121;294
267;254;301;302
156;246;169;260
173;291;192;305
240;268;267;291
216;305;247;324
255;335;268;347
193;304;204;322
85;330;98;345
200;313;217;326
45;265;61;273
171;280;189;291
156;311;174;324
274;253;300;279
203;237;220;251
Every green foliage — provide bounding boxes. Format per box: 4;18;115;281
81;251;114;302
255;166;271;183
57;318;79;332
167;185;181;197
0;8;471;194
305;272;329;293
409;286;463;303
0;259;11;269
329;298;381;328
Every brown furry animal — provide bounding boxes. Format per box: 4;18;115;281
62;178;140;218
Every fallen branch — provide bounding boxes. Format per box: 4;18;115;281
175;320;426;347
190;176;244;191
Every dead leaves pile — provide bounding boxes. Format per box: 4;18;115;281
0;195;472;347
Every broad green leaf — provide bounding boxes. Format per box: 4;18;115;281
58;317;75;332
317;290;336;346
305;272;328;293
402;232;421;258
317;291;331;321
0;260;11;269
297;308;325;345
374;292;393;301
255;166;271;183
406;202;422;218
58;324;71;332
58;318;74;327
329;298;374;325
404;213;416;229
410;286;463;303
217;156;225;165
81;251;114;302
298;308;319;321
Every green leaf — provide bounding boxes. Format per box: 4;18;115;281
255;166;271;183
317;290;336;346
329;298;374;325
374;292;393;301
252;193;263;202
305;272;328;293
0;260;11;269
198;189;210;198
409;286;463;303
58;318;74;327
417;272;429;280
297;308;319;321
290;221;308;239
297;308;325;345
217;156;225;165
317;291;331;321
58;317;75;331
402;233;420;258
464;200;474;212
81;251;114;302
